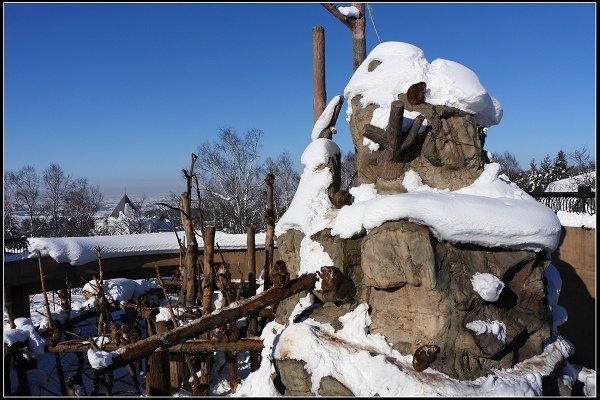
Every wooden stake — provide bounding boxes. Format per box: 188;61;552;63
351;3;366;71
247;226;260;371
313;26;326;123
263;173;275;290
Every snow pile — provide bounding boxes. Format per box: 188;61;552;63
465;320;507;343
276;145;562;254
237;303;573;396
3;317;47;355
344;41;502;130
556;211;596;229
338;5;360;18
275;138;340;237
328;164;562;253
81;278;160;308
471;272;505;302
311;95;343;140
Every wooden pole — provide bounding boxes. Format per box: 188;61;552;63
247;226;260;371
94;273;317;375
321;3;366;71
351;3;366;71
181;191;198;307
146;321;171;396
200;225;216;395
313;26;326;123
263;174;275;291
37;254;54;332
38;253;68;396
202;226;216;316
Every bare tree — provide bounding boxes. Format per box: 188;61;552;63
5;166;41;236
264;152;300;220
340;150;358;191
3;178;19;236
42;163;72;237
64;178;103;236
493;151;522;182
197;128;264;233
568;146;596;187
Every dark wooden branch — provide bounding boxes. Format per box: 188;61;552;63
388;101;405;137
37;254;56;334
321;3;353;29
48;338;263;353
362;124;391;150
94;273;317;375
156;203;189;220
398;115;426;156
320;96;345;139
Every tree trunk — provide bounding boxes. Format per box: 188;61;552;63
247;226;260;371
146;321;171;396
181;192;198;307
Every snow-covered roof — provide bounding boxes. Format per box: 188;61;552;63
26;230;266;266
545;172;596;192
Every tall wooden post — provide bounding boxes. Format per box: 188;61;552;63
246;226;260;371
202;226;215;316
200;225;215;395
313;26;326;123
351;3;366;71
180;153;200;308
263;174;275;290
321;3;366;71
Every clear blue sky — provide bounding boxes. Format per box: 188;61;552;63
4;3;596;198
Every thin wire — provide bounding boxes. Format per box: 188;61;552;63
366;3;382;43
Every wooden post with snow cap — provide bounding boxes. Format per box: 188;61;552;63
313;25;326;123
321;3;366;71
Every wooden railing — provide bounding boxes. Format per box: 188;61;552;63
528;186;595;215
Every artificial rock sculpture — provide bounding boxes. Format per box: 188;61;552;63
271;42;566;395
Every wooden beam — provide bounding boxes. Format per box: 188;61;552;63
48;338;264;353
321;3;353;29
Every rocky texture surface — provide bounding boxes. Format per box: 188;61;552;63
349;93;487;193
272;64;555;394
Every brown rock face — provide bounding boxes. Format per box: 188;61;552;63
367;231;551;380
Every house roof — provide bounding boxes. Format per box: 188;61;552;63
110;194;138;218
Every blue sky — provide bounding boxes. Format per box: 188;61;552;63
4;3;596;198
